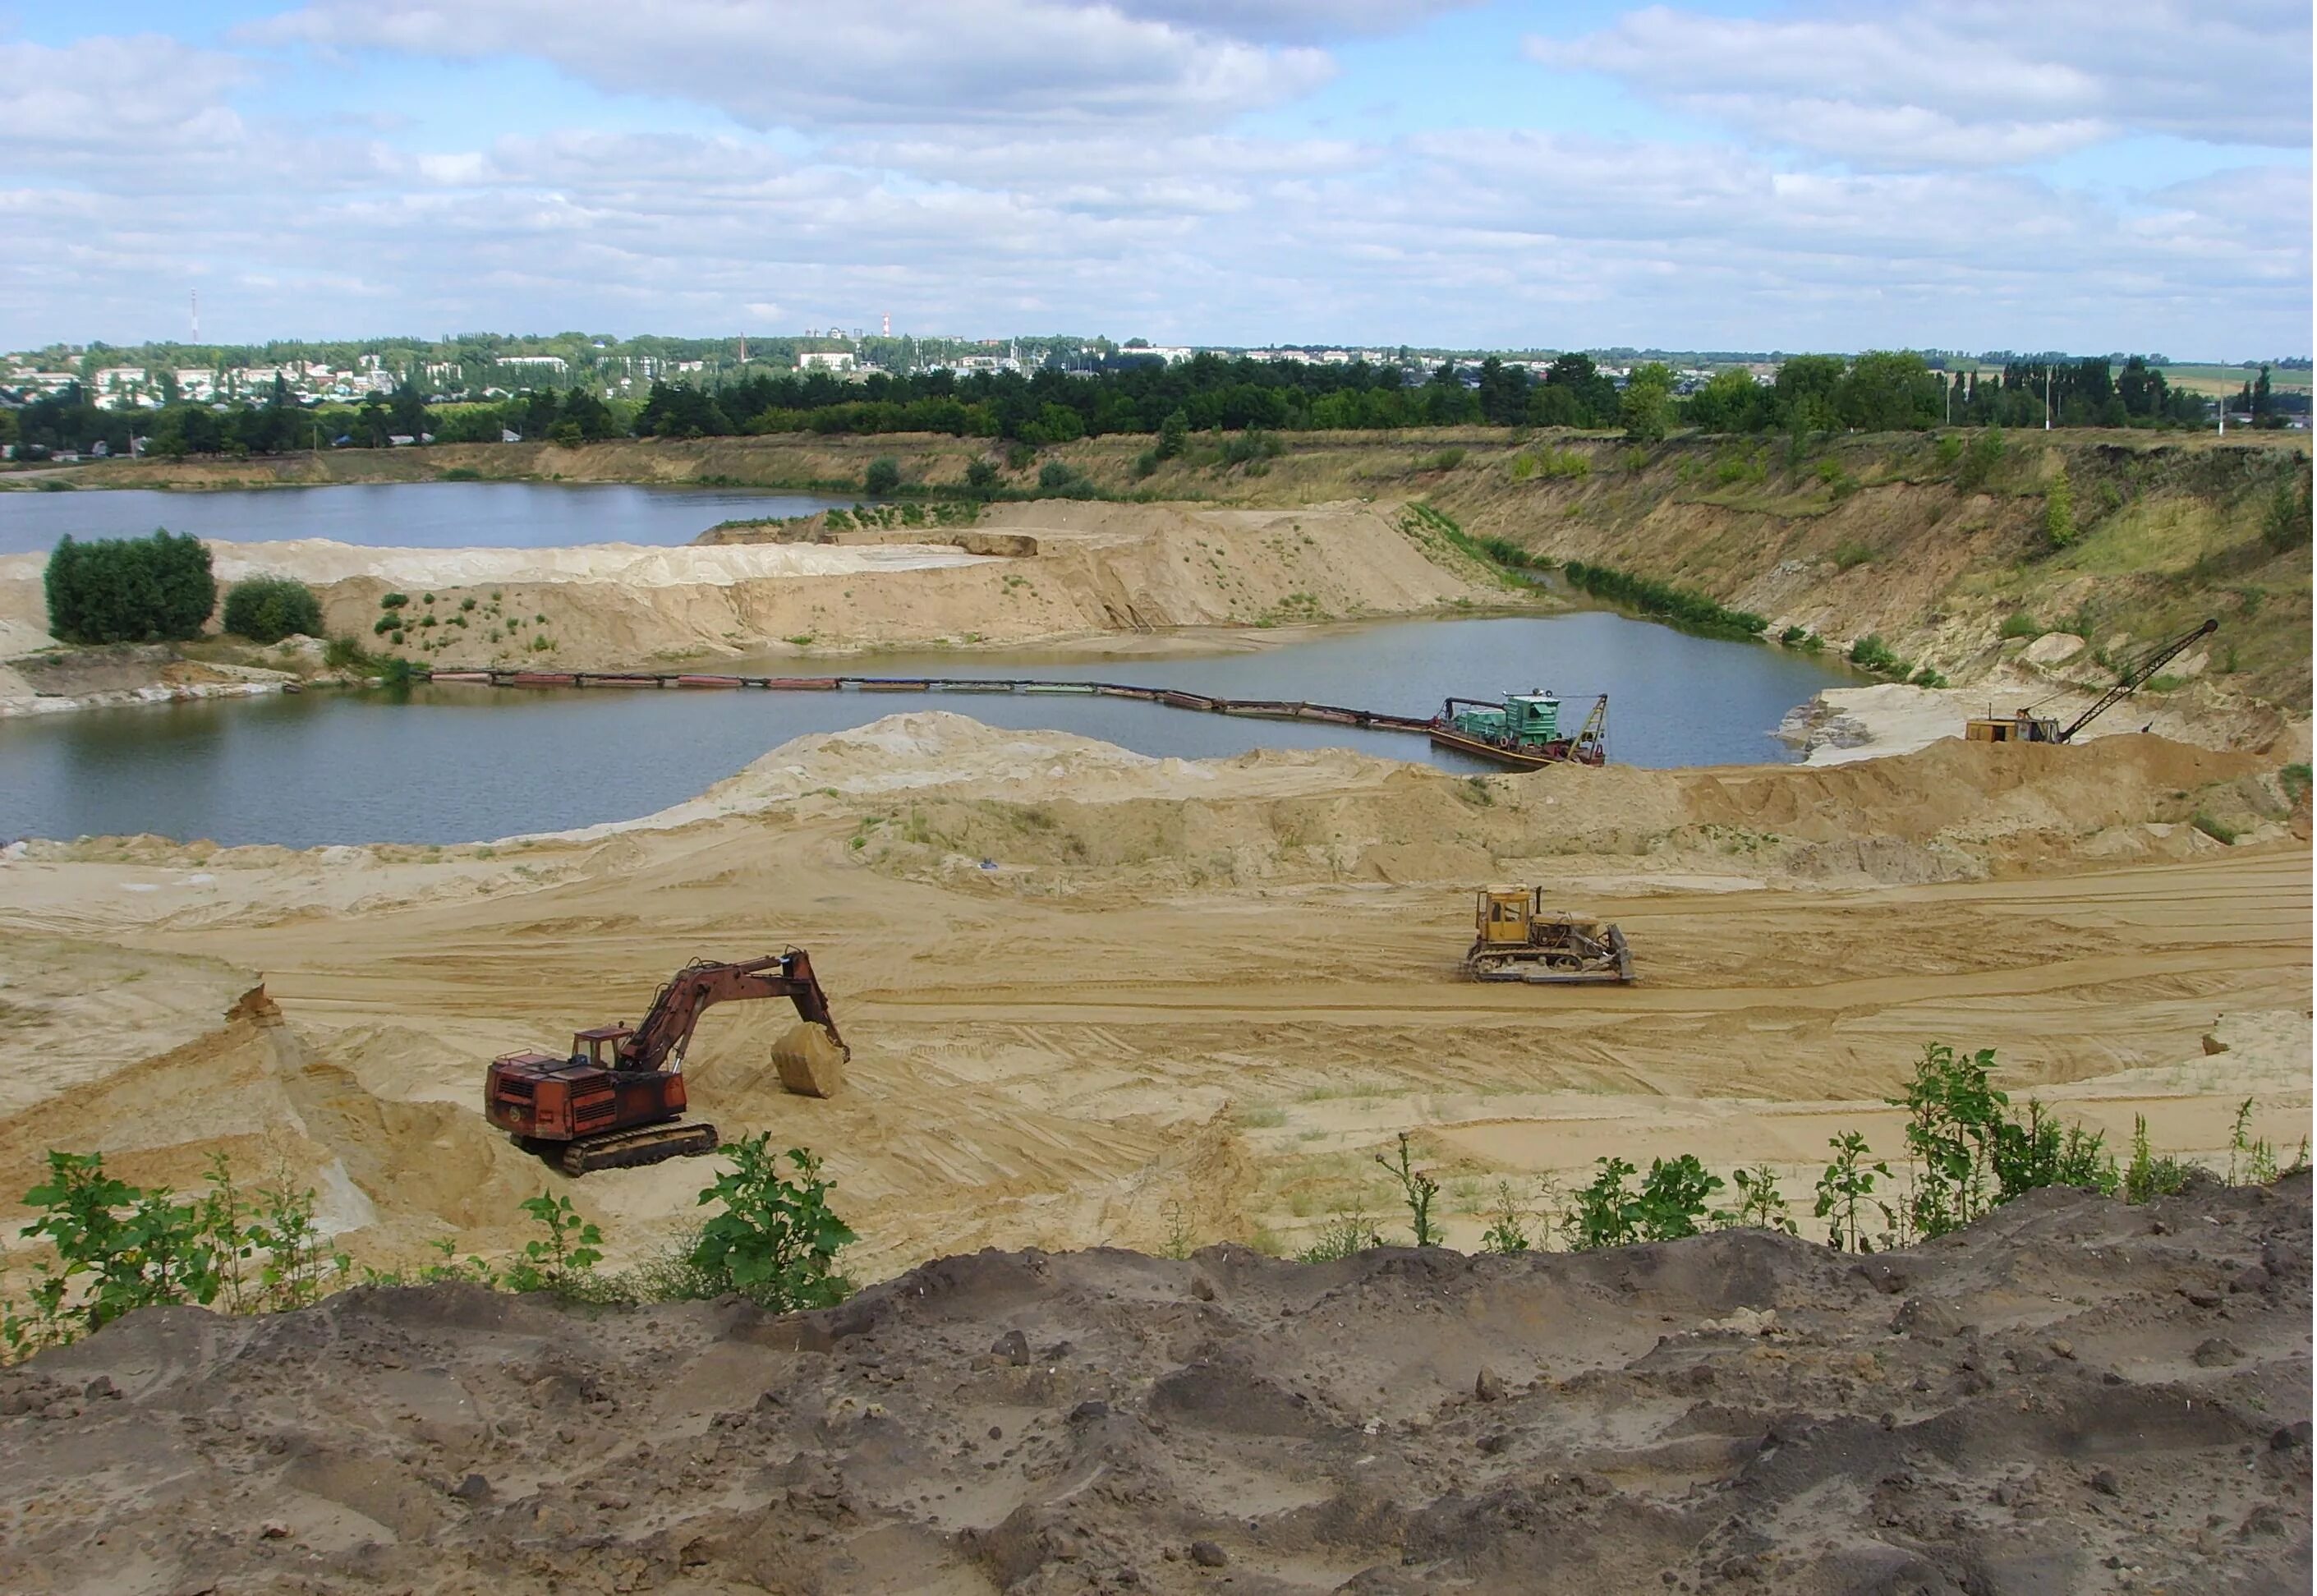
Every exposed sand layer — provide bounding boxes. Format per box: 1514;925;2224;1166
0;643;306;719
0;499;1508;680
0;715;2306;1284
205;537;995;586
3;1176;2308;1594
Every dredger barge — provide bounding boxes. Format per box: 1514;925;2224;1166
421;669;1611;770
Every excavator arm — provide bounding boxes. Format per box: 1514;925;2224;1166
618;950;845;1073
2057;618;2217;743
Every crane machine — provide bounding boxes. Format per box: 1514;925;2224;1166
483;950;848;1175
1965;618;2217;745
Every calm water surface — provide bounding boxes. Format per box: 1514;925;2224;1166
0;481;857;554
0;614;1854;847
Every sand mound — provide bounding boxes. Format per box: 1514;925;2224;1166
820;719;2288;891
531;711;1396;841
3;1177;2306;1593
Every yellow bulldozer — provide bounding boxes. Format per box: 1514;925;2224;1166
1464;886;1634;984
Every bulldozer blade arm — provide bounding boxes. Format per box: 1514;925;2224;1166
772;1021;849;1099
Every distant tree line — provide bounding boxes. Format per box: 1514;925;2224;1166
5;349;2245;459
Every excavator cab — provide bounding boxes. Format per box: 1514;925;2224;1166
571;1024;636;1069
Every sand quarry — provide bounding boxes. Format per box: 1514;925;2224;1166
0;694;2310;1587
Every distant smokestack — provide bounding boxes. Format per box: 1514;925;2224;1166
882;312;891;338
191;288;199;341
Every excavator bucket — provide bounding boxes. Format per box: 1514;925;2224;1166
772;1020;849;1099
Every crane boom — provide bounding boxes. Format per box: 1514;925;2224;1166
2056;618;2218;743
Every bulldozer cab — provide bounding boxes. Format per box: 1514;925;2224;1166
1476;886;1534;945
572;1024;635;1069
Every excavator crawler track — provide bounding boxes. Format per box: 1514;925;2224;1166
551;1120;720;1176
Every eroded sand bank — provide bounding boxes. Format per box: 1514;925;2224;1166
0;499;1510;684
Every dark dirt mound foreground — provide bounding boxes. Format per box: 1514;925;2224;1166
2;1179;2309;1595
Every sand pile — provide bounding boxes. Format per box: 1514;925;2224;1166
2;1176;2306;1593
821;719;2296;891
536;711;1399;841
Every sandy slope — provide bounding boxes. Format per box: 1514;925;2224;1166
1;1177;2307;1594
0;499;1506;680
0;715;2306;1284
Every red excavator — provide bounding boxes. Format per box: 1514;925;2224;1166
484;950;849;1175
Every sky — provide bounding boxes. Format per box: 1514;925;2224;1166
0;1;2308;357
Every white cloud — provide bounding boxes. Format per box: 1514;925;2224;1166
0;11;2306;356
1110;1;1478;42
253;0;1337;129
1531;0;2311;167
0;34;254;150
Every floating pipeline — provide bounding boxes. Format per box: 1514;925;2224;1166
416;669;1608;769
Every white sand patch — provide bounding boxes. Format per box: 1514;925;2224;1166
0;537;993;592
196;537;995;587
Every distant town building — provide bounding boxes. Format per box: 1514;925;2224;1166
797;351;857;372
496;355;570;375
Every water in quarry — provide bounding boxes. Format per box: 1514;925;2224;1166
0;612;1855;847
0;481;859;554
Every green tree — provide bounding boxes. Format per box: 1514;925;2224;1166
686;1137;854;1310
1633;1154;1722;1240
387;381;430;440
1814;1132;1893;1251
1894;1043;2008;1238
15;1151;222;1336
221;577;324;643
1566;1157;1640;1249
1619;363;1672;444
2261;481;2311;554
1684;369;1767;433
1773;354;1846;435
1157;408;1190;460
863;456;902;494
44;530;216;644
1834;351;1942;431
2043;469;2076;550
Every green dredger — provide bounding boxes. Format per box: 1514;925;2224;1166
1427;688;1608;769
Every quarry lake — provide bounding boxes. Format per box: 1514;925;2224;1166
0;614;1855;847
0;481;862;554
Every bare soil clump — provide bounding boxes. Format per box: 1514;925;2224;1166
2;1176;2307;1594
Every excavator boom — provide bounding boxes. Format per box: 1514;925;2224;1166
623;950;844;1072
